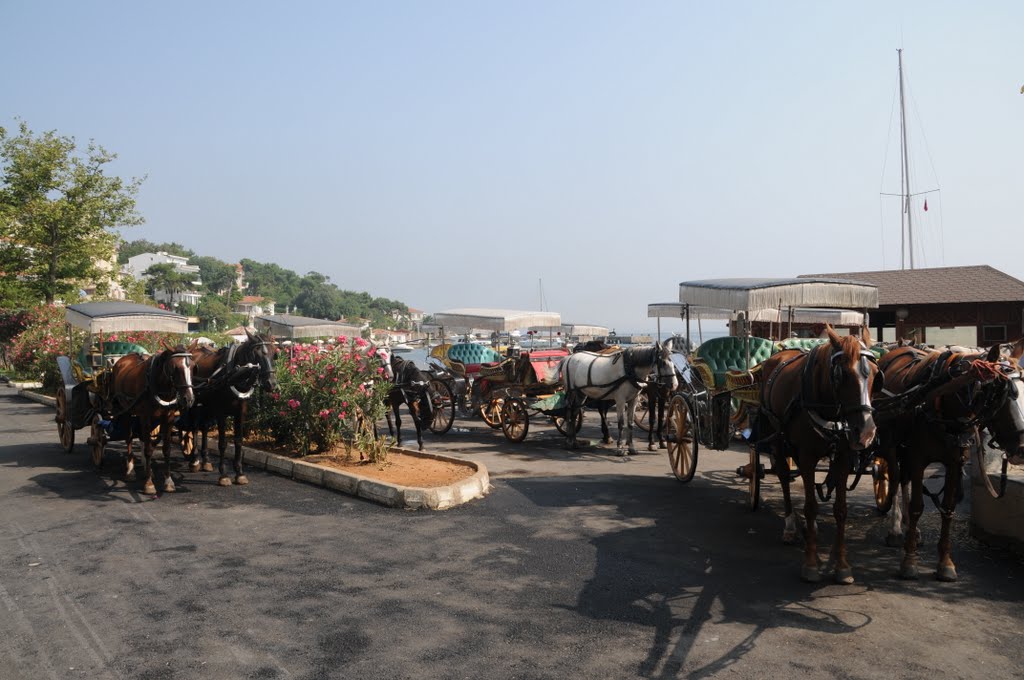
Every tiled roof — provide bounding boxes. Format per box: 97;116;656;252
800;265;1024;306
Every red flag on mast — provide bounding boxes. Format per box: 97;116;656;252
923;199;928;211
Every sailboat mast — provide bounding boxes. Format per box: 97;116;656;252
898;48;914;270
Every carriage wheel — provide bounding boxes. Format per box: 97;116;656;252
553;409;583;436
872;456;890;513
666;395;697;482
428;379;455;435
633;391;651;432
501;399;529;443
480;398;504;429
56;384;75;453
748;445;761;511
89;415;105;468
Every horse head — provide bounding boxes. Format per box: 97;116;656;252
823;326;881;450
154;343;195;409
374;345;395;380
652;341;679;393
244;331;279;392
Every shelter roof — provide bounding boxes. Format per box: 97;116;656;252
678;278;878;311
799;265;1024;306
65;302;189;333
255;314;363;339
431;308;561;331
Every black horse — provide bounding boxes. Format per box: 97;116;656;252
184;331;279;486
380;349;434;451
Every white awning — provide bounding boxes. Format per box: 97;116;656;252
255;315;363;339
746;307;865;325
647;302;686;318
431;308;561;332
679;277;878;311
65;302;190;334
561;323;609;337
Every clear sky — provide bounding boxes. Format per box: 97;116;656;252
4;1;1022;333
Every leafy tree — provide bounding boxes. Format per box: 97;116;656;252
196;296;241;331
0;121;144;303
144;262;193;307
117;238;193;264
192;255;236;297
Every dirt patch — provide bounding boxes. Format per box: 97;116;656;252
248;438;475;488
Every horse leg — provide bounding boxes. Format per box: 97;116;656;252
624;396;639;456
599;403;612;445
776;449;799;544
233;402;249;485
124;430;136;481
200;424;214;472
900;458;926;579
647;391;657;451
657;393;667;449
829;451;853;584
614;399;627;455
410;401;424;451
385;409;395;437
391;399;403;448
141;418;157;496
161;414;176;493
799;459;821;582
564;392;579;450
935;459;961;581
216;414;232;487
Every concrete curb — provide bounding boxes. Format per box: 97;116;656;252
970;458;1024;557
241;445;489;510
18;389;56;408
12;387;488;510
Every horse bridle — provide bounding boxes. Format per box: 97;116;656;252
151;351;194;407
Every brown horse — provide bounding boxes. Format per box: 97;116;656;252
757;327;882;583
875;343;1021;580
109;345;195;495
184;331;278;486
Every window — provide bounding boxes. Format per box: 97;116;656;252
982;325;1007;344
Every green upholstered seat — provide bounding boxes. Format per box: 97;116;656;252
777;337;829;352
696;336;776;388
76;341;150;376
446;343;503;366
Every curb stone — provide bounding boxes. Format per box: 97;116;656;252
241;445;489;510
10;386;488;510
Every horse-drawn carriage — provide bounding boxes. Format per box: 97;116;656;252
428;308;575;441
649;278;881;510
54;302;195;492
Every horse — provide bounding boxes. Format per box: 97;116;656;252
874;342;1023;580
757;326;882;584
183;330;279;486
377;347;434;451
561;341;678;455
108;344;196;495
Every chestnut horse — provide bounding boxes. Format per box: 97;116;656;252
109;345;195;495
757;327;882;583
184;331;279;486
875;344;1022;580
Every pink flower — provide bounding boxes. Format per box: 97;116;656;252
288;399;301;409
337;335;348;344
342;401;348;408
368;347;377;357
278;410;286;416
355;337;368;347
376;366;384;374
319;409;331;418
340;411;347;419
271;393;280;401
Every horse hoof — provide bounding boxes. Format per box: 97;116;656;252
800;565;821;583
647;444;656;452
659;441;667;449
899;563;920;580
235;475;249;486
782;531;799;545
201;462;214;472
143;483;157;495
218;477;232;487
603;438;614;445
885;533;903;548
418;444;425;452
188;461;200;472
163;481;176;493
935;565;958;582
834;568;854;585
125;471;136;481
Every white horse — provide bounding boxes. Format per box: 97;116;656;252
561;341;678;455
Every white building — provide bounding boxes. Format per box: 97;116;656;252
122;251;202;307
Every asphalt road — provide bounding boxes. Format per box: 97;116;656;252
2;383;1024;680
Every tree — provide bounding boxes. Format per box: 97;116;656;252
192;255;237;297
196;296;240;332
0;121;144;304
144;263;193;307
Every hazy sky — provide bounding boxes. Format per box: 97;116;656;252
4;2;1022;333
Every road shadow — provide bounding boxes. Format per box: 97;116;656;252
505;473;1024;677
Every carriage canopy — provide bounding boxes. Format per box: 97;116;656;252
65;302;190;334
430;308;562;332
254;314;363;339
678;278;879;313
